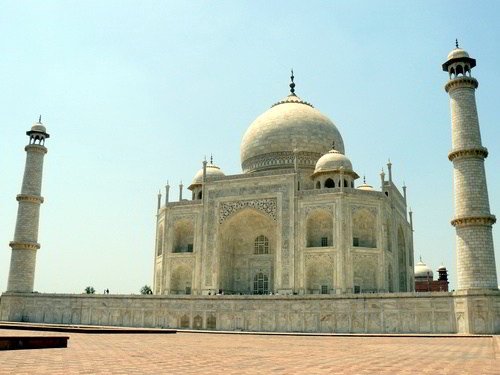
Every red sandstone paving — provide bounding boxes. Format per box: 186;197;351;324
0;329;498;374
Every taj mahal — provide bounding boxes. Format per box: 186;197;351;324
153;71;413;297
1;45;499;334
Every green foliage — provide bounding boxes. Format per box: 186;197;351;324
140;285;153;295
84;286;95;294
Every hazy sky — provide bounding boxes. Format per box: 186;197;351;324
1;1;499;293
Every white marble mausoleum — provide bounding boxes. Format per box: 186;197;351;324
154;73;414;297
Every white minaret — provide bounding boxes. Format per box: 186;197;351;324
7;117;50;292
443;43;497;290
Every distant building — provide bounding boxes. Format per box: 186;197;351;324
414;257;449;292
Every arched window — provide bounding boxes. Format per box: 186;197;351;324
325;178;335;188
456;64;464;76
254;235;269;254
253;272;269;294
197;191;202;199
450;67;455;78
316;181;321;189
344;179;348;187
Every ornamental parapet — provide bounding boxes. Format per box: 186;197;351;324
16;194;44;204
451;215;496;227
444;76;478;92
9;241;41;250
210;168;295;182
24;144;48;154
448;147;488;162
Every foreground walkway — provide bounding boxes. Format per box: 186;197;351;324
0;329;498;374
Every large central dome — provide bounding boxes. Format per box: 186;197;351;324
240;92;344;173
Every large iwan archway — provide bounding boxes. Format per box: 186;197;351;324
218;208;277;294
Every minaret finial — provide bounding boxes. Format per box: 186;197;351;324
289;69;295;95
38;115;42;123
455;39;459;48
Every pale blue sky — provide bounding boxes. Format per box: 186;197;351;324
1;1;499;293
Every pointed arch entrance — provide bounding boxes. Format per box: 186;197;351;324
218;208;276;294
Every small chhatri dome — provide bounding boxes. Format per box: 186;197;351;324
447;48;469;60
190;158;225;187
26;115;50;145
31;115;47;133
442;40;476;72
414;257;434;279
314;146;353;174
240;72;345;173
357;176;374;191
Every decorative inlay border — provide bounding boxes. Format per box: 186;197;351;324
170;257;195;268
448;147;488;161
451;215;496;227
219;198;277;224
351;205;378;216
9;241;40;250
304;253;334;263
304;204;335;217
242;151;321;173
16;194;44;204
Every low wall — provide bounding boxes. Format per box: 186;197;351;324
1;291;499;334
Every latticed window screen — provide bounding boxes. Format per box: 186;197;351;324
253;272;269;294
254;235;269;254
321;237;328;247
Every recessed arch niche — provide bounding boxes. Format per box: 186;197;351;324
306;209;333;247
218;208;276;294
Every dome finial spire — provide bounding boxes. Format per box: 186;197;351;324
331;140;335;150
38;115;42;124
289;69;296;95
455;39;459;48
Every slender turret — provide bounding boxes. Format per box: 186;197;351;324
7;118;50;292
443;44;497;290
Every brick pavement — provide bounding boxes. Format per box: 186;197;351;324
0;329;498;374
